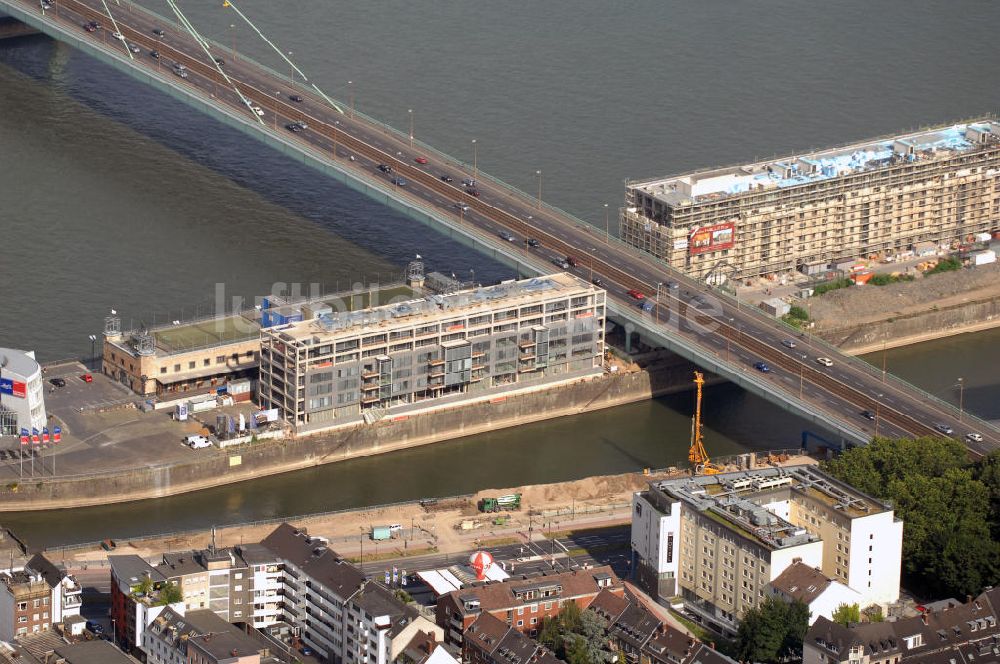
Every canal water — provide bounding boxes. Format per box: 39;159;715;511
0;0;999;546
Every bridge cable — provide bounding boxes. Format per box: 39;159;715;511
163;0;264;126
97;0;134;60
221;0;345;115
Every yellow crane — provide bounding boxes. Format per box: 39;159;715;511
688;371;722;475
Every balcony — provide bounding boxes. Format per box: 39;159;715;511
361;383;380;391
361;396;380;404
428;358;444;366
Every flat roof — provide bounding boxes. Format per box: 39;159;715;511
630;120;999;207
153;315;259;353
268;273;598;344
0;348;40;380
649;465;891;549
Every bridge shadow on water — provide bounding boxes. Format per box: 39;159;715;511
0;35;514;284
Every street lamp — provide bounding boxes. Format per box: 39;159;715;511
655;282;663;323
407;108;413;147
88;334;97;371
348;80;354;118
287;51;294;82
874;394;883;438
535;170;542;209
472;139;478;180
958;378;964;422
604;203;609;244
229;23;236;60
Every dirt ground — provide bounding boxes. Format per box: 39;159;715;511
808;262;1000;331
60;454;817;565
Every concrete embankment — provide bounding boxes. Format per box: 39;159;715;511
818;295;1000;354
0;357;703;511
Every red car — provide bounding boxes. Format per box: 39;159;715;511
414;157;428;164
80;373;93;383
627;289;646;300
566;256;579;267
467;188;481;197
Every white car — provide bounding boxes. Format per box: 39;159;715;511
112;31;125;41
249;104;264;117
815;357;833;367
966;432;983;443
184;434;212;449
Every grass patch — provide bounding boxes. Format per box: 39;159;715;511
478;537;520;548
345;545;438;563
926;257;962;275
812;277;852;296
869;273;915;286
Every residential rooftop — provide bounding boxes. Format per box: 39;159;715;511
648;466;891;549
630;120;1000;207
266;273;597;344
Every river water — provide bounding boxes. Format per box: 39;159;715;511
0;0;999;547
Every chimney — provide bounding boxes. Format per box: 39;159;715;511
921;613;928;625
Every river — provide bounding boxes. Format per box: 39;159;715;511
0;0;998;547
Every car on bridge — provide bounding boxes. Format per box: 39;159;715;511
377;164;392;173
289;94;303;103
41;0;52;9
172;64;188;78
781;339;797;349
149;50;160;59
639;301;654;313
552;258;570;270
152;28;165;37
499;231;516;242
592;278;605;288
934;423;954;436
112;31;125;42
249;104;265;117
414;157;429;164
285;122;306;133
966;432;984;443
440;175;454;183
462;178;477;187
213;57;225;66
527;238;540;247
815;357;833;367
466;188;481;197
861;410;876;421
565;256;580;267
627;289;645;300
453;202;470;212
753;361;771;373
83;22;97;32
127;43;141;54
391;177;407;187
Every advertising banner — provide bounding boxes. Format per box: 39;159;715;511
689;221;736;255
0;378;27;398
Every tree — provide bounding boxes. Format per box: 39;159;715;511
538;616;565;654
157;581;183;606
735;598;808;663
832;603;860;627
578;610;611;663
823;438;1000;599
565;635;591;664
135;575;153;597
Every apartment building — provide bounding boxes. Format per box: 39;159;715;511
435;566;622;644
630;466;902;635
258;523;424;664
803;587;1000;664
0;554;82;640
158;548;253;623
463;612;564;664
621;120;1000;279
143;607;266;664
258;274;606;431
109;555;182;652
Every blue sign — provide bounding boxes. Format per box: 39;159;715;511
0;378;12;395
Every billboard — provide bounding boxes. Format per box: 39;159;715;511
689;222;736;255
0;378;26;398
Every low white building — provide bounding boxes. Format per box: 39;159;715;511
0;348;46;437
769;561;864;624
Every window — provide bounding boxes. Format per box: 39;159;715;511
188;361;196;369
17;602;26;611
516;620;523;627
530;617;538;625
517;607;524;615
160;367;167;374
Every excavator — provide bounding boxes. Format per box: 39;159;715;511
688;371;723;475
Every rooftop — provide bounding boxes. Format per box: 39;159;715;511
769;562;833;605
648;466;890;550
443;566;621;616
0;348;40;380
53;640;142;664
630;120;1000;207
266;273;597;344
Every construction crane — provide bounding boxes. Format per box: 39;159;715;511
688;371;722;475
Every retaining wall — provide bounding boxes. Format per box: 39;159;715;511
0;359;700;511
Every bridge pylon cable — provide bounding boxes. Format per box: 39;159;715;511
97;0;133;60
221;0;345;115
164;0;263;126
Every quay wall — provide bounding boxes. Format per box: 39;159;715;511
819;295;1000;354
0;359;700;511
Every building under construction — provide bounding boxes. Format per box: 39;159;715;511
621;119;1000;280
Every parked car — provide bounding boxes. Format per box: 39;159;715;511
966;432;984;443
49;377;66;388
414;156;429;164
80;374;93;383
861;410;876;421
499;230;516;242
781;339;797;349
934;423;954;436
86;621;104;635
815;357;833;367
627;289;646;300
289;94;303;102
753;361;771;373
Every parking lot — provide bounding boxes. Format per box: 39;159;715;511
0;361;254;480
